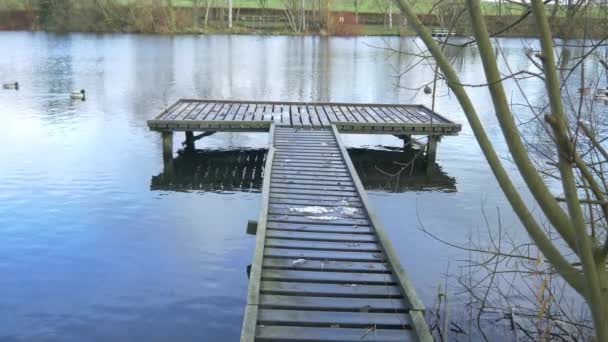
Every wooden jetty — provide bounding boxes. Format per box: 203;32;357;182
148;99;461;342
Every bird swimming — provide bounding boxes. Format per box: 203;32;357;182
70;89;86;100
2;81;19;90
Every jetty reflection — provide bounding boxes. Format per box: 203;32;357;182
151;147;456;193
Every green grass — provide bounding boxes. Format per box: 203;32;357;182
0;0;605;18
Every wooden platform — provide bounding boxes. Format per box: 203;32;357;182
241;125;432;342
148;99;461;135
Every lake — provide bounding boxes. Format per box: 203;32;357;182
0;32;602;340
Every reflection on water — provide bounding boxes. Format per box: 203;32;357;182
152;149;267;192
151;146;456;193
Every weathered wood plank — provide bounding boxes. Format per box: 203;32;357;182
269;193;359;202
259;295;407;312
270;181;354;189
257;309;411;328
265;230;376;243
270;173;351;181
262;257;388;272
264;239;380;252
264;248;385;262
260;281;403;298
273;156;344;163
267;215;369;227
256;326;415;341
270;178;354;187
266;222;371;234
261;269;394;284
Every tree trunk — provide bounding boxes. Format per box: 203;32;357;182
389;2;393;29
204;0;211;28
228;0;232;28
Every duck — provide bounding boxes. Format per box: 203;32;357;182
2;81;19;90
577;87;591;95
69;89;86;100
594;93;608;101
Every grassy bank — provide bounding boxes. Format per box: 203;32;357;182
0;0;606;38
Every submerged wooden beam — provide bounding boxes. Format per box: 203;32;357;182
426;136;439;163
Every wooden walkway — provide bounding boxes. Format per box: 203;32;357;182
241;125;432;342
148;99;461;135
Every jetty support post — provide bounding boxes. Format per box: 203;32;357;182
185;131;195;150
397;134;412;149
162;131;174;175
426;135;439;164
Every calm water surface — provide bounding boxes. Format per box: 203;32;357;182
0;32;600;341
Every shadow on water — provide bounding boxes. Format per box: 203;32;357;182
151;146;456;193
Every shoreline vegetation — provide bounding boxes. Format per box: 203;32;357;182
0;0;607;38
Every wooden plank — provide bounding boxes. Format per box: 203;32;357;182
273;155;344;162
224;103;239;121
308;105;325;128
290;105;301;128
266;222;371;234
270;183;356;192
267;215;368;227
261;281;402;298
185;102;207;120
273;147;341;153
256;325;415;341
359;107;385;123
369;107;396;123
241;124;276;342
269;193;358;202
259;295;407;312
299;106;313;128
271;169;350;177
264;248;385;262
270;178;353;186
350;106;376;123
272;165;348;173
271;174;353;183
270;188;357;197
206;103;224;120
275;130;332;135
262;258;388;273
166;101;191;120
274;144;338;150
387;106;419;124
264;239;380;252
261;269;394;284
272;149;341;155
272;161;347;169
341;105;365;122
265;230;376;242
316;105;336;123
273;163;348;170
274;134;335;139
331;125;431;342
182;102;206;120
257;309;411;328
